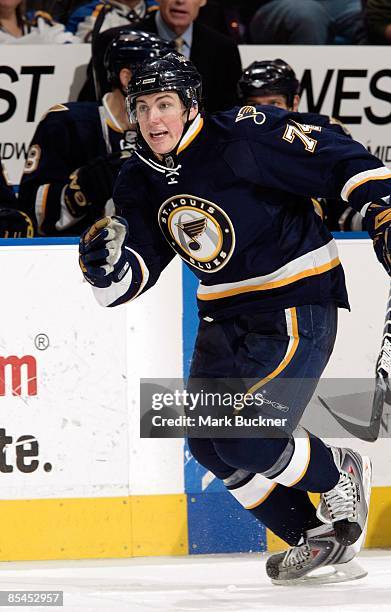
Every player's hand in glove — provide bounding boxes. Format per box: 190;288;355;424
0;208;34;238
79;215;129;287
65;151;131;218
364;200;391;275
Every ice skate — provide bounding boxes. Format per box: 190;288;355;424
317;447;372;546
266;523;367;585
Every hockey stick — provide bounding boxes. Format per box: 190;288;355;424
91;0;111;101
318;282;391;442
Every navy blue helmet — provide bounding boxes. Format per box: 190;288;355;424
128;52;202;111
238;59;300;106
103;28;174;90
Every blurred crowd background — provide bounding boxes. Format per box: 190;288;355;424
0;0;390;45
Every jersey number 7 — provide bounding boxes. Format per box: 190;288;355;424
282;121;321;153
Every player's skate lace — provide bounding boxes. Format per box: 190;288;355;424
317;472;357;524
281;541;311;568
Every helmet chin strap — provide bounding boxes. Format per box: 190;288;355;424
161;106;195;165
138;105;198;166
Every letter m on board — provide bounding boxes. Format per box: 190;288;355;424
0;355;37;396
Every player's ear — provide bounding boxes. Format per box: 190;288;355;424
119;68;132;91
188;103;198;121
292;94;300;112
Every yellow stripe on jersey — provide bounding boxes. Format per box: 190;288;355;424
247;307;299;395
228;473;277;509
105;117;123;133
341;167;391;201
92;3;105;18
375;208;391;230
271;428;311;488
177;115;204;155
311;197;324;220
48;104;69;113
245;483;277;509
35;183;50;233
197;241;340;301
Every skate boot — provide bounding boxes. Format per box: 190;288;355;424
317;447;372;546
266;523;367;585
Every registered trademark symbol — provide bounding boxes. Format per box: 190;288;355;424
35;334;49;350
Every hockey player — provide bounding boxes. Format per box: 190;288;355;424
238;58;301;112
17;28;172;236
77;54;390;584
238;58;362;232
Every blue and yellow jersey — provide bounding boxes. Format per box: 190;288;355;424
18;99;136;236
106;105;391;316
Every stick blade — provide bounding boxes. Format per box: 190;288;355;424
318;386;384;442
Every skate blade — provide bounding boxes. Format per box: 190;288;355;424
351;456;372;555
271;559;367;586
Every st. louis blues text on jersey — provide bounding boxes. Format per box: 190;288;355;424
94;105;391;317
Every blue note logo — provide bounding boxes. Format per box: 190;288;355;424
235;105;266;125
158;194;235;272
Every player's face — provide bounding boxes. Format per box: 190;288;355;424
0;0;22;10
247;94;290;110
246;93;300;112
159;0;207;33
136;91;193;156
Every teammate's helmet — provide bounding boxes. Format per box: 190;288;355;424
127;52;202;113
238;59;300;106
103;29;175;90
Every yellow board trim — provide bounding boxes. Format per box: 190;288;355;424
0;494;188;561
198;257;341;301
267;487;391;551
132;494;188;557
1;487;391;561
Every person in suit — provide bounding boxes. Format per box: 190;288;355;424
77;0;242;110
135;0;243;112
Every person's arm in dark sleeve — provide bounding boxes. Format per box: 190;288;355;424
226;107;391;272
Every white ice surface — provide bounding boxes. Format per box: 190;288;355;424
0;550;390;612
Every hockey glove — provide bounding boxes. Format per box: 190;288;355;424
364;201;391;275
0;208;34;238
79;215;130;288
65;151;131;218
